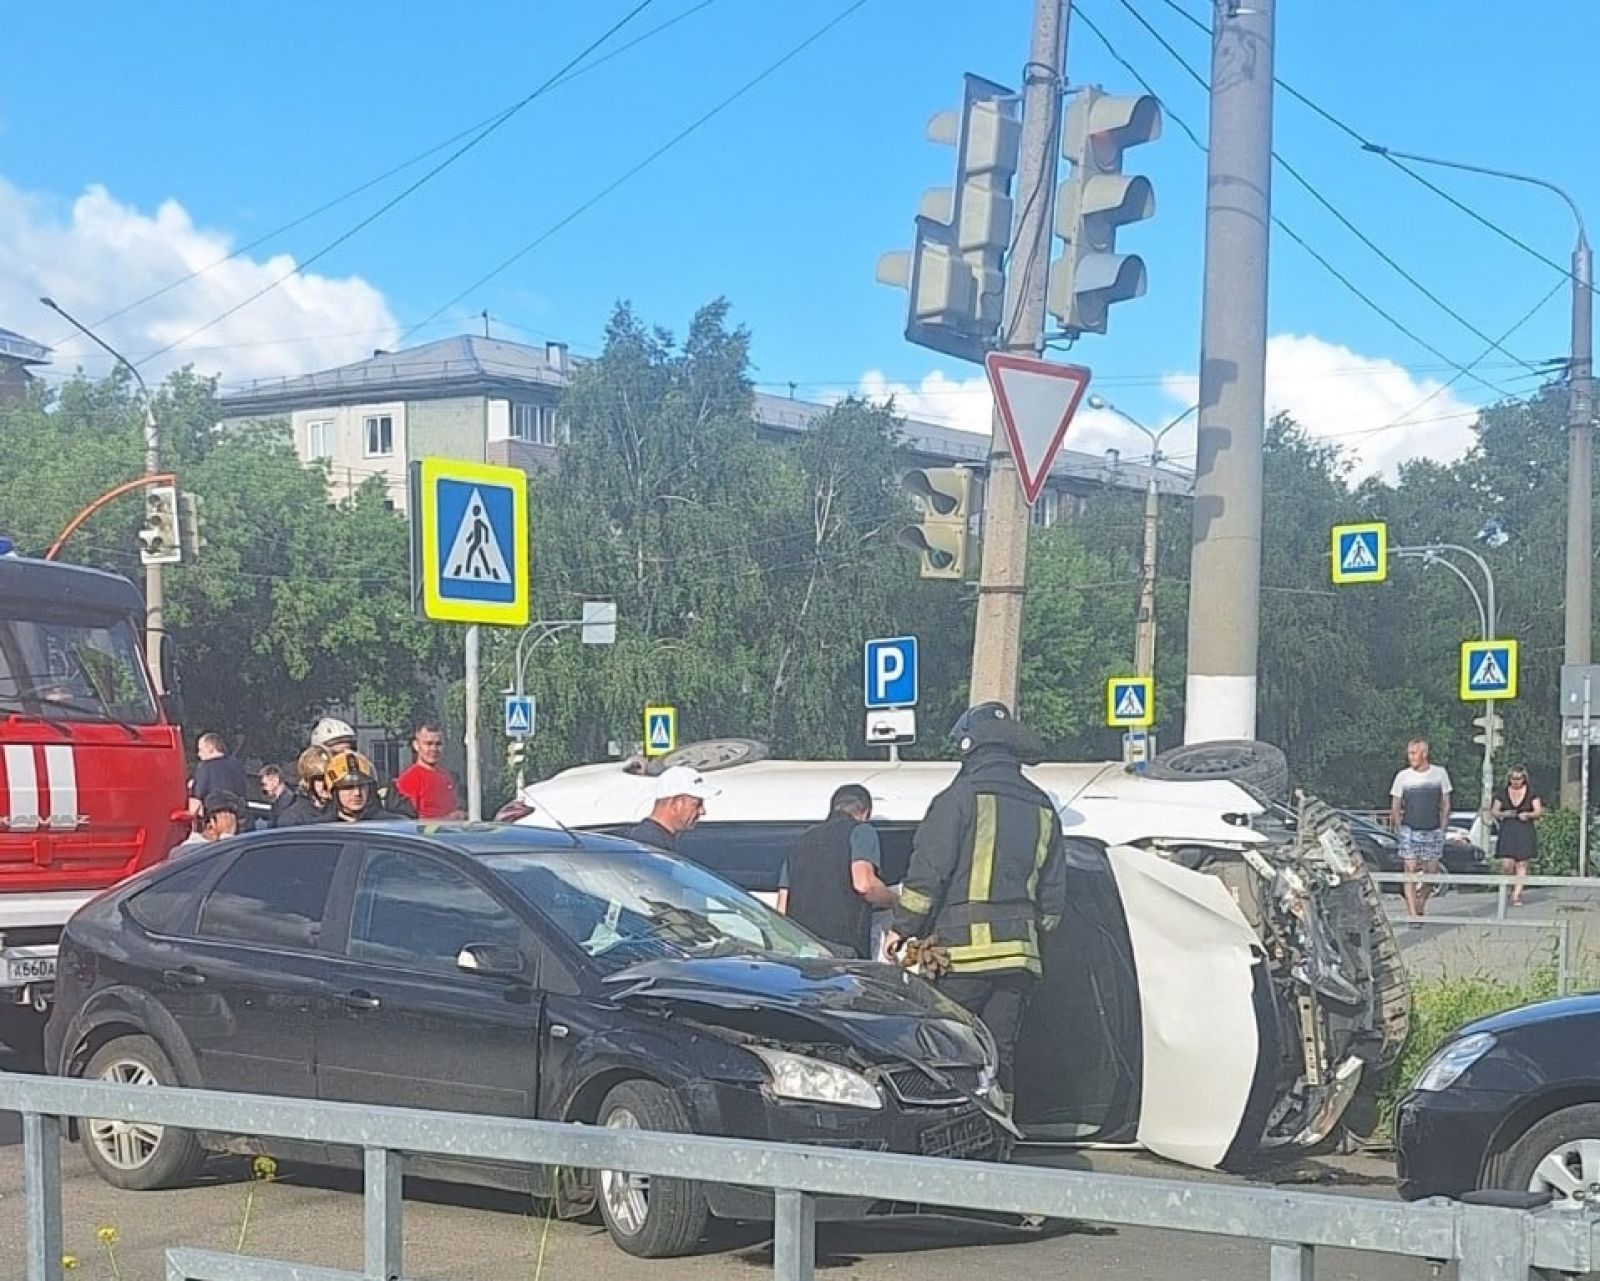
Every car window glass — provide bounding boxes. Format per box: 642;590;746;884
348;849;522;976
673;822;811;893
125;854;222;935
197;843;340;950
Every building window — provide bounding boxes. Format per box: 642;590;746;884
512;402;558;446
364;414;394;458
307;420;333;460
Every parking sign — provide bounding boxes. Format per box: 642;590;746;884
864;636;918;709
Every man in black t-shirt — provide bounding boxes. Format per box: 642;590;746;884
189;733;249;823
625;766;719;853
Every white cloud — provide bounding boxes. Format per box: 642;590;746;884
0;177;398;386
860;333;1481;480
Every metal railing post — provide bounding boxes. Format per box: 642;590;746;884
1269;1241;1314;1281
1558;918;1573;996
23;1111;63;1281
772;1188;817;1281
1456;1203;1535;1281
362;1147;403;1281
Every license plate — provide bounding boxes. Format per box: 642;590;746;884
5;956;56;982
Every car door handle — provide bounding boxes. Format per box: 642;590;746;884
162;967;206;989
339;990;381;1011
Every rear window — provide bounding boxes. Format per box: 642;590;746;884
125;855;221;935
198;843;341;950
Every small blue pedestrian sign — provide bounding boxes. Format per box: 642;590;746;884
644;705;677;758
413;457;530;625
504;695;535;739
1106;676;1154;728
864;636;918;709
1330;521;1387;585
1461;639;1518;701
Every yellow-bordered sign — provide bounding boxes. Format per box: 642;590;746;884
1330;522;1387;584
1460;640;1518;701
1106;676;1154;728
644;705;677;757
414;457;529;625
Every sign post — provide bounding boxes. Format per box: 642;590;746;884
411;458;531;820
864;636;919;760
1562;664;1600;877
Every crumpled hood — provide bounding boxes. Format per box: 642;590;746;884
603;955;988;1067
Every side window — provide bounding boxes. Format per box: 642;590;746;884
673;823;812;894
348;849;523;976
197;844;341;950
125;854;225;936
875;825;916;887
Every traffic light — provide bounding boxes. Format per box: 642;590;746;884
1048;86;1161;336
897;467;974;580
506;739;528;773
877;75;1020;363
1472;712;1505;751
179;492;207;558
139;484;181;565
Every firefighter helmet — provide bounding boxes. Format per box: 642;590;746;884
325;750;377;792
310;716;356;749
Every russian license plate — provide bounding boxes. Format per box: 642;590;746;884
5;956;56;983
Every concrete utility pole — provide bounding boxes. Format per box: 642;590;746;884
1183;0;1275;744
969;0;1069;710
1362;145;1593;804
40;297;166;694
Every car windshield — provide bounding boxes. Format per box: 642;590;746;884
0;610;158;725
482;845;832;973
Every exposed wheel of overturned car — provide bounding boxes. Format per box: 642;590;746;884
1143;739;1289;802
594;1080;711;1258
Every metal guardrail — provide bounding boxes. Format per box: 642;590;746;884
3;1077;1599;1281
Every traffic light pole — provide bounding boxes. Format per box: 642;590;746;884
969;0;1068;710
1182;0;1276;744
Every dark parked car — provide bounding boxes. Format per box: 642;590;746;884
1397;995;1600;1207
45;824;1007;1258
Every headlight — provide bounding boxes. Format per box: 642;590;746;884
749;1048;883;1110
1413;1032;1496;1092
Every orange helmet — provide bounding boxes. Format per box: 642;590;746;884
325;750;377;792
296;746;331;787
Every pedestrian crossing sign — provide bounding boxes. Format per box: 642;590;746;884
1330;522;1387;584
644;705;677;758
413;457;529;625
1461;640;1518;701
1106;676;1154;728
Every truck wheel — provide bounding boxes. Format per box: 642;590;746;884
79;1036;204;1190
595;1080;710;1257
1144;739;1289;802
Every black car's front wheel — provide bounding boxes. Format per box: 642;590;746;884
79;1035;204;1190
595;1080;710;1258
1494;1104;1600;1210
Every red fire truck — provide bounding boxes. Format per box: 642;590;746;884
0;545;189;1052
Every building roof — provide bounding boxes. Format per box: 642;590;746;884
220;333;1192;496
0;328;51;366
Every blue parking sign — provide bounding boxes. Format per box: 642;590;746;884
864;636;918;709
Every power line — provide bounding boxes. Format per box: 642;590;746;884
402;0;869;340
129;1;663;370
1073;4;1522;402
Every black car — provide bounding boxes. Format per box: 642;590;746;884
45;823;1007;1258
1397;994;1600;1207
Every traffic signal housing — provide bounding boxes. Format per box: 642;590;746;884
179;492;207;558
898;467;974;580
139;484;182;565
1048;86;1161;336
1472;711;1504;751
877;75;1020;363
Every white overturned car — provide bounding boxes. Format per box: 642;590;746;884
509;744;1409;1172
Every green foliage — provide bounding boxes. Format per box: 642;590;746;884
1535;808;1582;877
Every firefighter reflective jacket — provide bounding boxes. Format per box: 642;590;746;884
891;746;1067;976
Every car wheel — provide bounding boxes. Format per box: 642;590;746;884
79;1036;204;1190
658;739;770;775
1495;1105;1600;1210
595;1080;710;1258
1143;739;1289;802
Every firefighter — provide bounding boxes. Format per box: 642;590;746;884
885;702;1067;1102
308;717;416;818
325;749;410;823
276;746;334;826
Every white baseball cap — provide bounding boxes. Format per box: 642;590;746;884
656;765;720;802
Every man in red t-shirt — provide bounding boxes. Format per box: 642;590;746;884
395;722;466;820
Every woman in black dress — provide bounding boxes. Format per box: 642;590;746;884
1491;765;1543;906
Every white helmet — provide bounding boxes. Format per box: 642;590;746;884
310;716;356;749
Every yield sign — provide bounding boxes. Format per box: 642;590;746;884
985;352;1092;506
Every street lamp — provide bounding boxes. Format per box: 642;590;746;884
39;297;166;693
1364;144;1591;805
1086;396;1198;677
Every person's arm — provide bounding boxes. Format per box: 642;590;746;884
1530;795;1546;821
890;790;965;943
1439;774;1453;830
776;888;789;914
1037;813;1068;933
1491;792;1506;821
1388;775;1403;831
850;861;897;908
776;858;790;915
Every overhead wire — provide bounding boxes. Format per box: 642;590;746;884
128;0;665;370
400;0;870;341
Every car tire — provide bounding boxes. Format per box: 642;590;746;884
594;1080;710;1258
1143;739;1289;802
658;739;770;776
79;1035;204;1190
1492;1104;1600;1207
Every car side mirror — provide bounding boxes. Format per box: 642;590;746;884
457;944;526;979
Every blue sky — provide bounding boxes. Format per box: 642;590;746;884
1;1;1594;473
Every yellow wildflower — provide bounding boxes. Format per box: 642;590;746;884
61;1255;79;1270
95;1227;119;1246
253;1155;278;1182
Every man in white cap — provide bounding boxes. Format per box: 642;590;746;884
627;766;719;853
